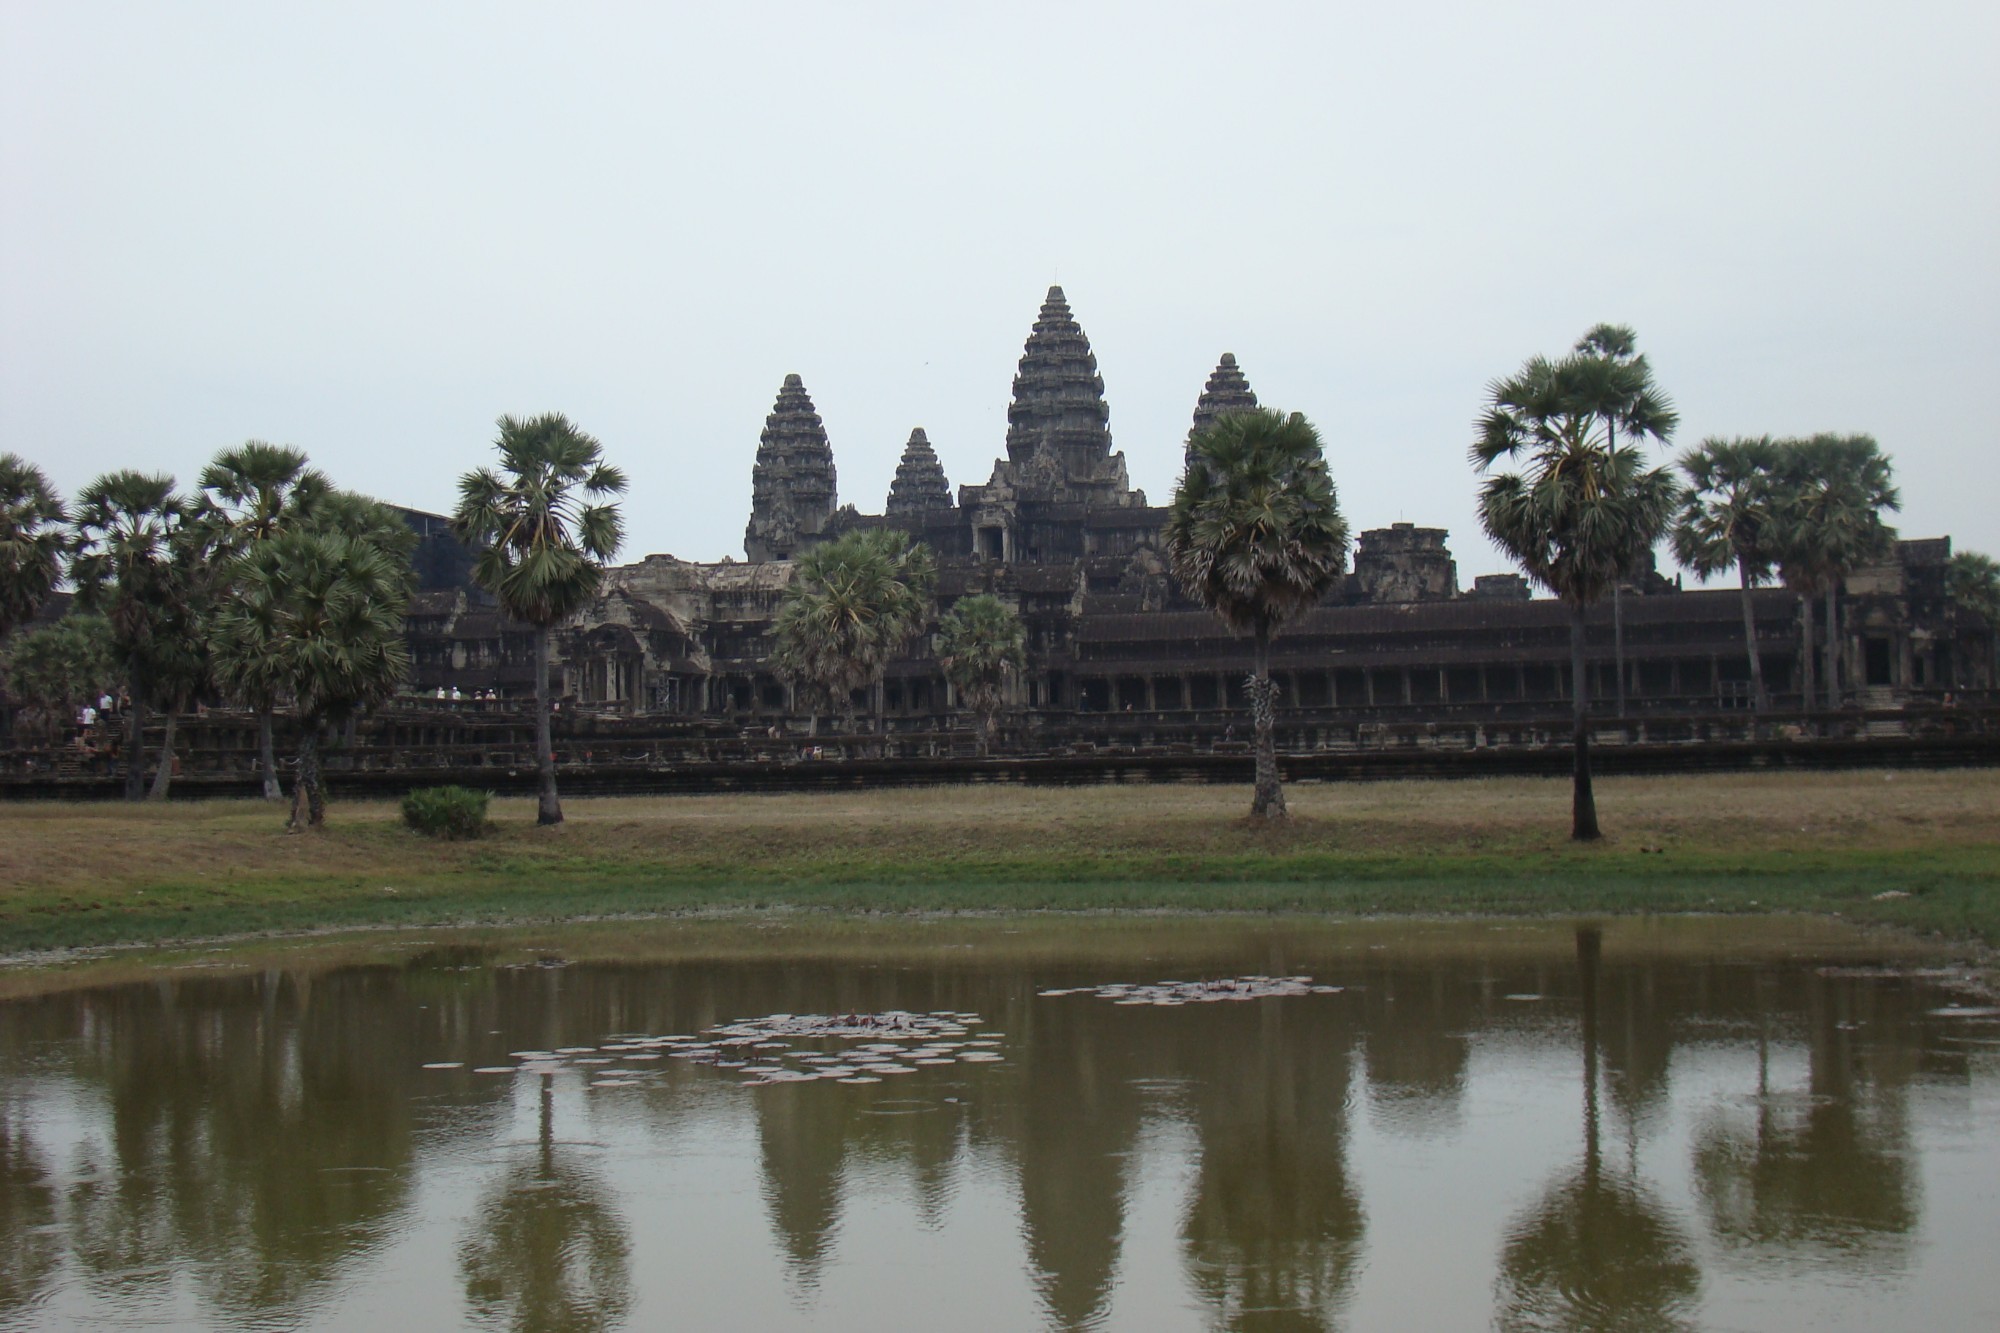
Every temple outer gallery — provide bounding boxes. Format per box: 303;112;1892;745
399;287;1984;742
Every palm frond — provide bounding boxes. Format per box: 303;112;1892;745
450;415;626;629
1166;408;1348;640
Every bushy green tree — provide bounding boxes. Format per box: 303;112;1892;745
937;594;1026;755
452;414;625;826
212;494;415;828
1167;408;1348;820
771;528;936;737
2;612;118;745
1473;350;1680;840
1674;436;1782;711
190;442;331;797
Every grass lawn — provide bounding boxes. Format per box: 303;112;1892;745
1;768;1995;954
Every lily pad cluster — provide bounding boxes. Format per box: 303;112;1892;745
1037;975;1342;1005
434;1009;1004;1089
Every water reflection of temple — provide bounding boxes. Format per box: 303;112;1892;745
0;929;1984;1328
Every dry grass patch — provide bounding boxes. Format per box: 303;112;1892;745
0;768;1993;952
471;768;1999;863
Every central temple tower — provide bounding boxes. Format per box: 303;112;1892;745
744;373;838;562
979;285;1138;508
1005;285;1114;476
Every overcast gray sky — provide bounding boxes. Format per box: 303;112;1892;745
5;1;1995;581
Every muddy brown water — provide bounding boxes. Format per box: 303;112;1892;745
0;916;1995;1331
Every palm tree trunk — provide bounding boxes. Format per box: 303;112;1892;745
534;625;561;826
288;725;322;831
1738;569;1767;711
1577;925;1603;1179
146;711;177;800
1612;584;1628;718
123;653;146;802
1569;604;1600;841
258;707;282;800
1249;624;1286;820
307;728;326;827
1798;595;1817;716
1823;584;1841;709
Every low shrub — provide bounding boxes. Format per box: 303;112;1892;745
401;786;490;840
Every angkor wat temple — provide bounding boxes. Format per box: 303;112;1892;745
395;286;1988;751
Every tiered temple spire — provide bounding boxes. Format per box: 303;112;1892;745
1188;352;1260;448
884;428;954;515
1004;285;1117;485
744;373;837;562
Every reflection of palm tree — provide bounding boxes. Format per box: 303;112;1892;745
1495;929;1701;1331
1180;1001;1365;1329
460;1075;632;1331
60;972;418;1318
0;1103;60;1319
1692;972;1917;1274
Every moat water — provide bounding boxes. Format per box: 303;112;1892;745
1;916;1996;1331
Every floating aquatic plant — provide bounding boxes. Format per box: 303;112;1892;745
438;1009;1007;1088
1037;975;1341;1004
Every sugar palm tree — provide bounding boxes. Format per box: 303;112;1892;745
458;1075;632;1331
1166;408;1348;820
1570;325;1680;717
1473;352;1680;840
69;472;186;800
1770;435;1898;709
1673;437;1781;712
190;441;330;547
213;496;414;829
1495;928;1701;1329
771;528;936;739
0;453;66;644
937;593;1026;755
452;414;625;826
190;443;330;798
1947;551;2000;690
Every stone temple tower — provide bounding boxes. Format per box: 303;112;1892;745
1187;352;1261;463
884;428;954;515
1002;286;1133;501
745;373;838;562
